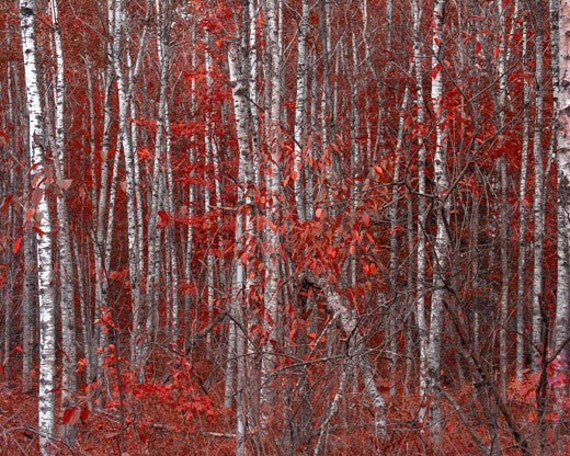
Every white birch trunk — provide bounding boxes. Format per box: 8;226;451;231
49;0;77;443
412;0;429;423
554;0;570;396
260;0;283;426
183;23;197;351
248;0;261;178
205;36;216;347
495;0;509;398
516;5;531;380
293;0;309;221
227;4;257;450
318;0;332;212
143;0;172;368
20;1;56;452
426;0;449;439
164;111;179;344
91;32;118;405
531;0;546;369
111;0;144;379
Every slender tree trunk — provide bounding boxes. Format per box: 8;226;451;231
204;35;216;348
143;0;173;366
318;0;333;211
111;0;144;379
49;0;77;444
495;0;510;399
164;115;178;344
531;0;546;370
554;0;570;400
426;0;449;439
74;238;94;409
183;24;197;352
260;0;283;427
412;0;429;424
91;19;118;404
21;197;35;395
293;0;309;221
227;2;257;450
83;57;97;407
388;84;410;395
20;1;57;452
517;5;531;381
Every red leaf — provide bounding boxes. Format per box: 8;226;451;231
62;407;80;425
12;237;22;254
431;63;442;80
80;407;89;422
157;210;172;228
57;179;73;191
76;358;87;374
25;207;35;222
1;194;12;212
32;226;46;237
0;129;9;147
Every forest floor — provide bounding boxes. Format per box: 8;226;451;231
2;367;570;455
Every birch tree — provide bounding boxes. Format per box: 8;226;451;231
495;0;510;398
227;1;257;451
293;0;310;221
144;0;173;360
110;0;144;379
22;133;36;397
411;0;429;423
426;0;449;439
260;0;283;425
516;2;531;381
49;0;77;443
90;5;119;403
19;1;57;453
531;0;546;369
554;0;570;392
